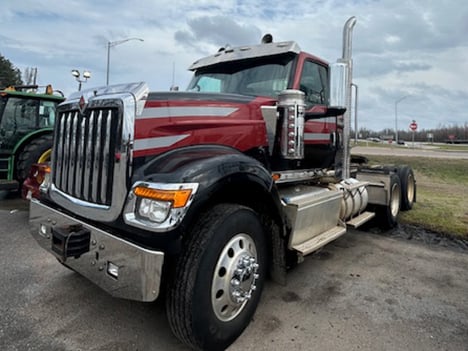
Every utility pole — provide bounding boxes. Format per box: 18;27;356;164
106;38;144;85
395;95;410;144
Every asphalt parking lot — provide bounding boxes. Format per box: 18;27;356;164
0;195;467;351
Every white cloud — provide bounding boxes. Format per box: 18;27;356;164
0;0;467;130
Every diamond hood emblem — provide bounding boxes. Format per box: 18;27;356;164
78;95;86;114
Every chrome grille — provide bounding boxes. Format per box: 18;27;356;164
53;107;120;206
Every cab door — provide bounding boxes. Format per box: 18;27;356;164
294;57;337;168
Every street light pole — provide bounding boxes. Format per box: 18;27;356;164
106;37;144;85
394;95;410;144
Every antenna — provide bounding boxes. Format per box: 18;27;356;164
172;61;175;87
170;61;179;91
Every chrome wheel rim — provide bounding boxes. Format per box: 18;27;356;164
406;173;415;205
390;182;401;217
211;233;259;322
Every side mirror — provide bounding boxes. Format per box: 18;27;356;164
304;106;346;120
330;62;348;107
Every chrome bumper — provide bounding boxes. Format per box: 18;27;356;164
29;199;164;302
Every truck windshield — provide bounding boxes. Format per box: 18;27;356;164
187;55;295;98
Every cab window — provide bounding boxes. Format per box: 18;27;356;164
299;60;329;107
192;75;222;92
0;97;38;130
39;100;57;127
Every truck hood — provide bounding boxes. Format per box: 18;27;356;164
133;91;276;158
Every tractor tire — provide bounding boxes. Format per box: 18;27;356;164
16;134;53;184
376;173;401;229
397;165;416;211
166;204;267;351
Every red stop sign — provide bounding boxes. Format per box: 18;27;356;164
410;122;417;131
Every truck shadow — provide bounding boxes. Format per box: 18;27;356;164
28;267;191;351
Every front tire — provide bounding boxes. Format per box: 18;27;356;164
166;204;267;351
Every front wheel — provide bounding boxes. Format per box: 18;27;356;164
166;204;267;351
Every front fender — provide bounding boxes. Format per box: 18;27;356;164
131;145;288;282
133;145;273;193
130;145;283;232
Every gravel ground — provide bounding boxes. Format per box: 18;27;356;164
0;201;467;351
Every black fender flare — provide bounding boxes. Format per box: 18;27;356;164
133;145;282;215
132;145;288;283
132;145;274;192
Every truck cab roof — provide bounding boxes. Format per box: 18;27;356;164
189;41;302;71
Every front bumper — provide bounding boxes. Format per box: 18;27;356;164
29;199;164;302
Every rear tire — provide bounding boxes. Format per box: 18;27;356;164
16;134;53;184
376;173;401;229
166;204;267;351
397;165;416;211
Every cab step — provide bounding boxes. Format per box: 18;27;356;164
346;211;375;228
292;225;347;256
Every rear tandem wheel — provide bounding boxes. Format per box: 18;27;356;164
375;173;401;229
397;165;416;211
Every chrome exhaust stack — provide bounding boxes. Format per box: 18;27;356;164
331;16;357;180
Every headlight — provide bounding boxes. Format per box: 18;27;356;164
124;182;199;232
138;198;172;223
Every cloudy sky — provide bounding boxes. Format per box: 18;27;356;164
1;0;467;131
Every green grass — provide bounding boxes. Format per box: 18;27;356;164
431;144;468;151
365;155;468;239
355;141;390;148
356;140;468;152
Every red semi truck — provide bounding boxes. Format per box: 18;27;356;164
30;18;415;350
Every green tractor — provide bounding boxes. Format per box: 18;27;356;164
0;85;64;192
